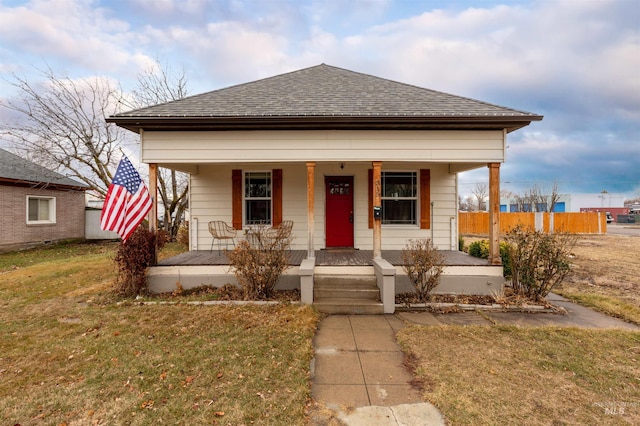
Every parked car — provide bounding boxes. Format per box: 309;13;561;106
606;212;614;223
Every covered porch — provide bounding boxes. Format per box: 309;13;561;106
157;248;490;267
148;249;505;314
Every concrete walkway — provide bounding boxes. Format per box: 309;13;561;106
311;294;638;425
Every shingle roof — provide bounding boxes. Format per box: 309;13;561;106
0;148;88;189
109;64;542;132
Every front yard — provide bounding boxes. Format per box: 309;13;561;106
1;239;638;425
556;234;640;324
0;242;319;425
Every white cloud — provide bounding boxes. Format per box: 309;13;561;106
0;0;637;195
0;0;156;80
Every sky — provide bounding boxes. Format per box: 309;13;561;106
0;0;638;199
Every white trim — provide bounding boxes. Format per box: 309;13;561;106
380;170;418;226
243;170;272;226
26;195;56;224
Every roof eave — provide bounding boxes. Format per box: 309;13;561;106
0;177;88;191
107;115;543;133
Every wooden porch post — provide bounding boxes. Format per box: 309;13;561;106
148;163;158;232
148;163;158;264
372;161;382;259
306;162;315;259
488;162;501;265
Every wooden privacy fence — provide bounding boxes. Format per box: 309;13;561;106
459;212;607;235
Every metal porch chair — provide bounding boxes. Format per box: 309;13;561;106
262;220;294;245
208;221;237;254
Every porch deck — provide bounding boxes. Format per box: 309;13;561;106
149;249;503;299
157;249;490;267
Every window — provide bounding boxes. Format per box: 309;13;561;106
536;203;548;212
27;196;56;224
244;171;271;225
381;171;417;225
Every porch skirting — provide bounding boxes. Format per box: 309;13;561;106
149;250;505;300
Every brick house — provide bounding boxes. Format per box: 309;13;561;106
0;148;88;251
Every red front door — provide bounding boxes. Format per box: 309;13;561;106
325;176;354;248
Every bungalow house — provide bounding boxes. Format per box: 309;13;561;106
107;64;542;313
0;148;88;252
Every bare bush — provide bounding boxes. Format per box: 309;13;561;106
401;239;445;302
227;228;292;300
114;227;168;296
506;226;577;300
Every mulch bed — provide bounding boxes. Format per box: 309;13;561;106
155;284;301;302
153;284;556;312
396;287;556;310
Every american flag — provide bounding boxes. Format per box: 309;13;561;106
100;156;152;243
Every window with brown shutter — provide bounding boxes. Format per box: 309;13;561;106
368;168;430;229
232;169;283;227
420;169;431;229
232;169;242;229
272;169;282;226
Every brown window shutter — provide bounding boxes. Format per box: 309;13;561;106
368;169;373;229
420;169;431;229
232;169;242;230
272;169;283;226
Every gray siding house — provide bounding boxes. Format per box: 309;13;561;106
108;64;542;312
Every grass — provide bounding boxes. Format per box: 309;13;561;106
4;237;639;424
556;234;640;325
398;324;640;425
462;233;640;325
559;293;640;326
0;241;319;425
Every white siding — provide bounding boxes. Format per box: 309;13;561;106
190;162;460;251
142;130;505;164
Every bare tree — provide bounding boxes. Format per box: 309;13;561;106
0;61;191;238
129;60;188;107
546;181;561;213
511;182;562;212
471;183;488;211
465;195;477;211
458;195;470;211
511;194;528;212
124;61;190;238
0;67;128;196
528;182;561;212
524;186;543;212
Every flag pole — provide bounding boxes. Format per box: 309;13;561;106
149;162;158;265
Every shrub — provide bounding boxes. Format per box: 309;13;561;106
114;226;169;296
401;239;445;302
176;221;189;248
458;236;465;252
506;225;577;300
467;239;511;278
227;228;292;300
468;240;489;259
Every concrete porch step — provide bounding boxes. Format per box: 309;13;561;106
314;274;379;300
313;298;384;315
313;274;377;287
313;273;382;314
314;287;380;300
